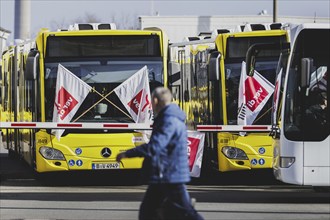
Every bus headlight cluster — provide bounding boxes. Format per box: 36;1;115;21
280;157;295;168
221;146;248;160
39;147;65;160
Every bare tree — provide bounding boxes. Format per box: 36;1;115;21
108;12;139;30
50;18;69;31
72;12;101;24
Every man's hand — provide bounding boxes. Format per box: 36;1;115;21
116;152;127;162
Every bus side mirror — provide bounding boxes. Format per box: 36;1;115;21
300;58;313;88
208;51;221;81
26;49;40;80
168;61;181;86
245;44;259;77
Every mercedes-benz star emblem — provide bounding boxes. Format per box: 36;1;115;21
101;147;111;158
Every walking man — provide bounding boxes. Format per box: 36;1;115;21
116;87;204;220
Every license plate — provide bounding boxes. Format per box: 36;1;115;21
92;162;120;170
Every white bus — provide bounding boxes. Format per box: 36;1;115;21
272;23;329;187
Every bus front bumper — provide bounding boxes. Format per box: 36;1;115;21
35;151;143;173
218;152;273;172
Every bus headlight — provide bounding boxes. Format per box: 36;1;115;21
222;146;248;160
280;157;295;168
39;147;65;160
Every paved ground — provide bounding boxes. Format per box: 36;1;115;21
0;148;35;181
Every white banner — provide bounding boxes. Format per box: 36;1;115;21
237;62;247;124
114;66;153;124
272;68;283;123
52;64;92;140
238;62;275;125
188;131;205;178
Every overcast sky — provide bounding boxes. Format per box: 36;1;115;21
1;0;329;41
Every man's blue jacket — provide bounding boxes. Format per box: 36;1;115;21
125;103;191;184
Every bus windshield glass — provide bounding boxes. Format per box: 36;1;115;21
284;29;329;141
44;59;163;123
224;35;286;125
46;35;161;58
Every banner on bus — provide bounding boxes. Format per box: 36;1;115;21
114;66;153;124
238;61;274;125
52;64;92;140
188;131;205;178
272;68;283;123
138;129;205;178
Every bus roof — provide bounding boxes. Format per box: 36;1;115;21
289;23;330;45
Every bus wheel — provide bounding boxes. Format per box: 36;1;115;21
199;146;218;180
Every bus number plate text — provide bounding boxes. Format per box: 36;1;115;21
92;163;120;170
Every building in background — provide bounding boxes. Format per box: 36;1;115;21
139;15;330;42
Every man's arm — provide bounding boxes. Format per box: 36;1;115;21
116;117;177;161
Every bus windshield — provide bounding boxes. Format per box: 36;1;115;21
44;59;163;123
284;29;329;141
224;34;286;125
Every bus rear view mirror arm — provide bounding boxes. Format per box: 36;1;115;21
245;42;290;77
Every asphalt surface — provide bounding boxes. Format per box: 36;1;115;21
0;139;36;182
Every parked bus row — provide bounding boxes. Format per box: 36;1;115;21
0;22;329;188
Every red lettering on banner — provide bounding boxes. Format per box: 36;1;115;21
127;90;143;115
141;94;150;112
187;137;200;171
245;77;269;111
54;87;78;120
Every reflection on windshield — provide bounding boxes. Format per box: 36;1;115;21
44;60;163;122
225;61;277;125
284;65;329;141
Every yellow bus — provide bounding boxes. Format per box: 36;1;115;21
1;23;168;173
1;42;35;156
168;27;288;174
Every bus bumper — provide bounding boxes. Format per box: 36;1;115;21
218;152;273;172
35;152;143;173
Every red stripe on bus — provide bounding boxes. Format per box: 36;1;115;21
11;123;36;127
197;126;222;130
103;124;129;128
243;126;269;130
57;123;82;127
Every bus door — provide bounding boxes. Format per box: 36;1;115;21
168;47;183;109
301;60;329;186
